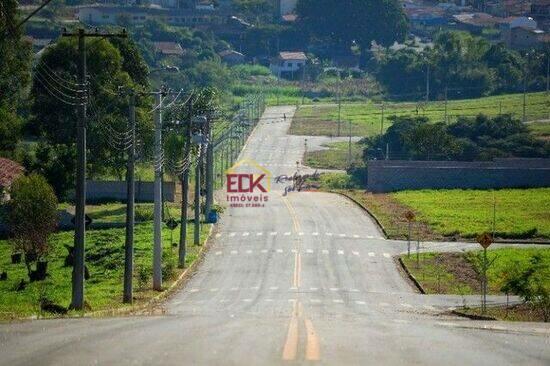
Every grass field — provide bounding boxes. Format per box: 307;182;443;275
304;141;364;170
291;92;550;137
0;207;211;320
529;121;550;141
400;248;550;321
338;188;550;240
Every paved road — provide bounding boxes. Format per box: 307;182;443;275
0;107;548;365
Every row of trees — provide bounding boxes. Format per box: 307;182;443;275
363;114;550;162
375;31;550;100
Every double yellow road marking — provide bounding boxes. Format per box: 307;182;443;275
281;194;320;362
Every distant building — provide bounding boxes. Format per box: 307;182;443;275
219;49;245;65
270;51;307;79
508;26;550;49
0;158;24;202
77;5;227;27
153;41;184;57
531;0;550;31
276;0;298;17
452;12;505;32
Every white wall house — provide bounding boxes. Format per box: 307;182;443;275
270;51;307;79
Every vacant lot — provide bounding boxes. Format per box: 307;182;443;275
292;92;549;137
0;204;210;320
400;248;550;321
340;188;550;240
304;141;364;170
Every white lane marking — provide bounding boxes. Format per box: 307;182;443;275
230;287;239;291
350;289;360;292
352;251;360;256
339;234;347;237
330;287;339;291
337;250;344;255
210;288;218;292
353;235;360;238
383;253;391;258
246;250;252;254
231;250;238;255
270;286;279;290
270;232;277;236
306;249;314;254
261;249;268;253
355;301;366;305
298;232;304;236
310;299;321;303
310;287;318;291
276;249;283;253
368;252;375;257
265;298;274;302
325;233;333;236
189;288;199;293
291;249;297;253
256;232;263;236
379;302;390;307
250;286;260;290
333;299;344;304
242;232;249;237
401;303;413;308
243;298;252;302
366;235;374;239
312;232;319;236
289;287;298;291
215;233;222;238
284;232;291;236
322;249;329;254
215;251;222;255
229;233;236;237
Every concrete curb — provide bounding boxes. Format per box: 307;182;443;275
331;190;389;239
451;309;497;321
88;224;215;318
397;257;426;294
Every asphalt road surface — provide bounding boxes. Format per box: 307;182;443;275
0;107;548;365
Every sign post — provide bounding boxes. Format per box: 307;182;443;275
477;233;493;314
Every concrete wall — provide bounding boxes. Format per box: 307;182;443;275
84;180;176;202
367;158;550;193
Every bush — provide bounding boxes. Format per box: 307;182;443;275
8;174;58;281
136;265;149;290
319;173;353;189
135;205;154;222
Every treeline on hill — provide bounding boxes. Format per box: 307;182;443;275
374;31;549;100
363;114;550;162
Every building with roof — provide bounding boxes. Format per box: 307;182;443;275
0;158;24;202
219;49;245;65
153;41;185;57
270;51;307;79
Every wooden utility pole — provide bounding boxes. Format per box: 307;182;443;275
62;28;127;310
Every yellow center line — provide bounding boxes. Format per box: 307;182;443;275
304;318;321;361
282;301;299;361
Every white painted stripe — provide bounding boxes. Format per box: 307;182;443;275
229;233;236;237
379;302;390;307
242;232;249;237
189;288;199;293
243;298;252;302
261;249;268;253
355;301;366;305
310;299;321;303
291;249;297;253
270;232;277;236
246;250;252;254
353;235;360;238
276;249;283;253
309;287;318;291
423;305;437;311
350;289;360;292
333;299;344;303
284;232;291;236
215;251;222;255
339;234;346;237
230;287;239;291
352;251;359;256
325;232;333;236
269;286;279;290
289;287;298;291
265;298;274;302
322;249;329;254
330;288;339;291
256;232;263;236
231;250;238;255
312;232;319;236
366;235;374;239
298;232;304;236
368;252;375;257
250;286;260;290
210;288;218;292
337;250;344;255
306;249;314;254
383;253;391;258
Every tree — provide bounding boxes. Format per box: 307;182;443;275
9;174;58;281
296;0;408;52
0;0;32;157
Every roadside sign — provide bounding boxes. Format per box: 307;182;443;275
477;233;493;249
165;218;178;230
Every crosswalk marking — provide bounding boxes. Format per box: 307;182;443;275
322;249;329;254
256;232;263;236
325;232;333;236
306;249;314;254
330;287;339;291
215;251;222;255
310;299;321;303
270;232;277;236
261;249;268;253
242;232;249;237
210;288;218;292
337;250;344;255
355;301;366;305
312;232;319;236
383;253;391;258
229;233;236;237
309;287;318;291
276;249;283;253
284;232;291;236
368;252;375;257
339;234;347;237
353;235;360;238
352;251;359;256
231;250;238;255
333;299;344;303
298;232;304;236
246;250;252;254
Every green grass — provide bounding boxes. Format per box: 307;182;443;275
401;247;550;296
292;92;550;137
392;188;550;239
529;121;550;140
305;141;364;170
0;218;211;320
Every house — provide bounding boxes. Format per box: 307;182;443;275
452;12;504;32
269;51;307;79
153;41;184;57
219;49;245;65
508;26;550;49
0;158;24;202
77;5;227;27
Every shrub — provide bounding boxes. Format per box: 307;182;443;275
8;174;58;281
136;265;149;290
135;205;154;222
319;173;353;189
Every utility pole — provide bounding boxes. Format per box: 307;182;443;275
523;60;528;123
153;90;164;291
62;28;127;310
205;116;214;220
123;91;136;303
426;63;430;102
179;98;193;268
347;119;352;168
